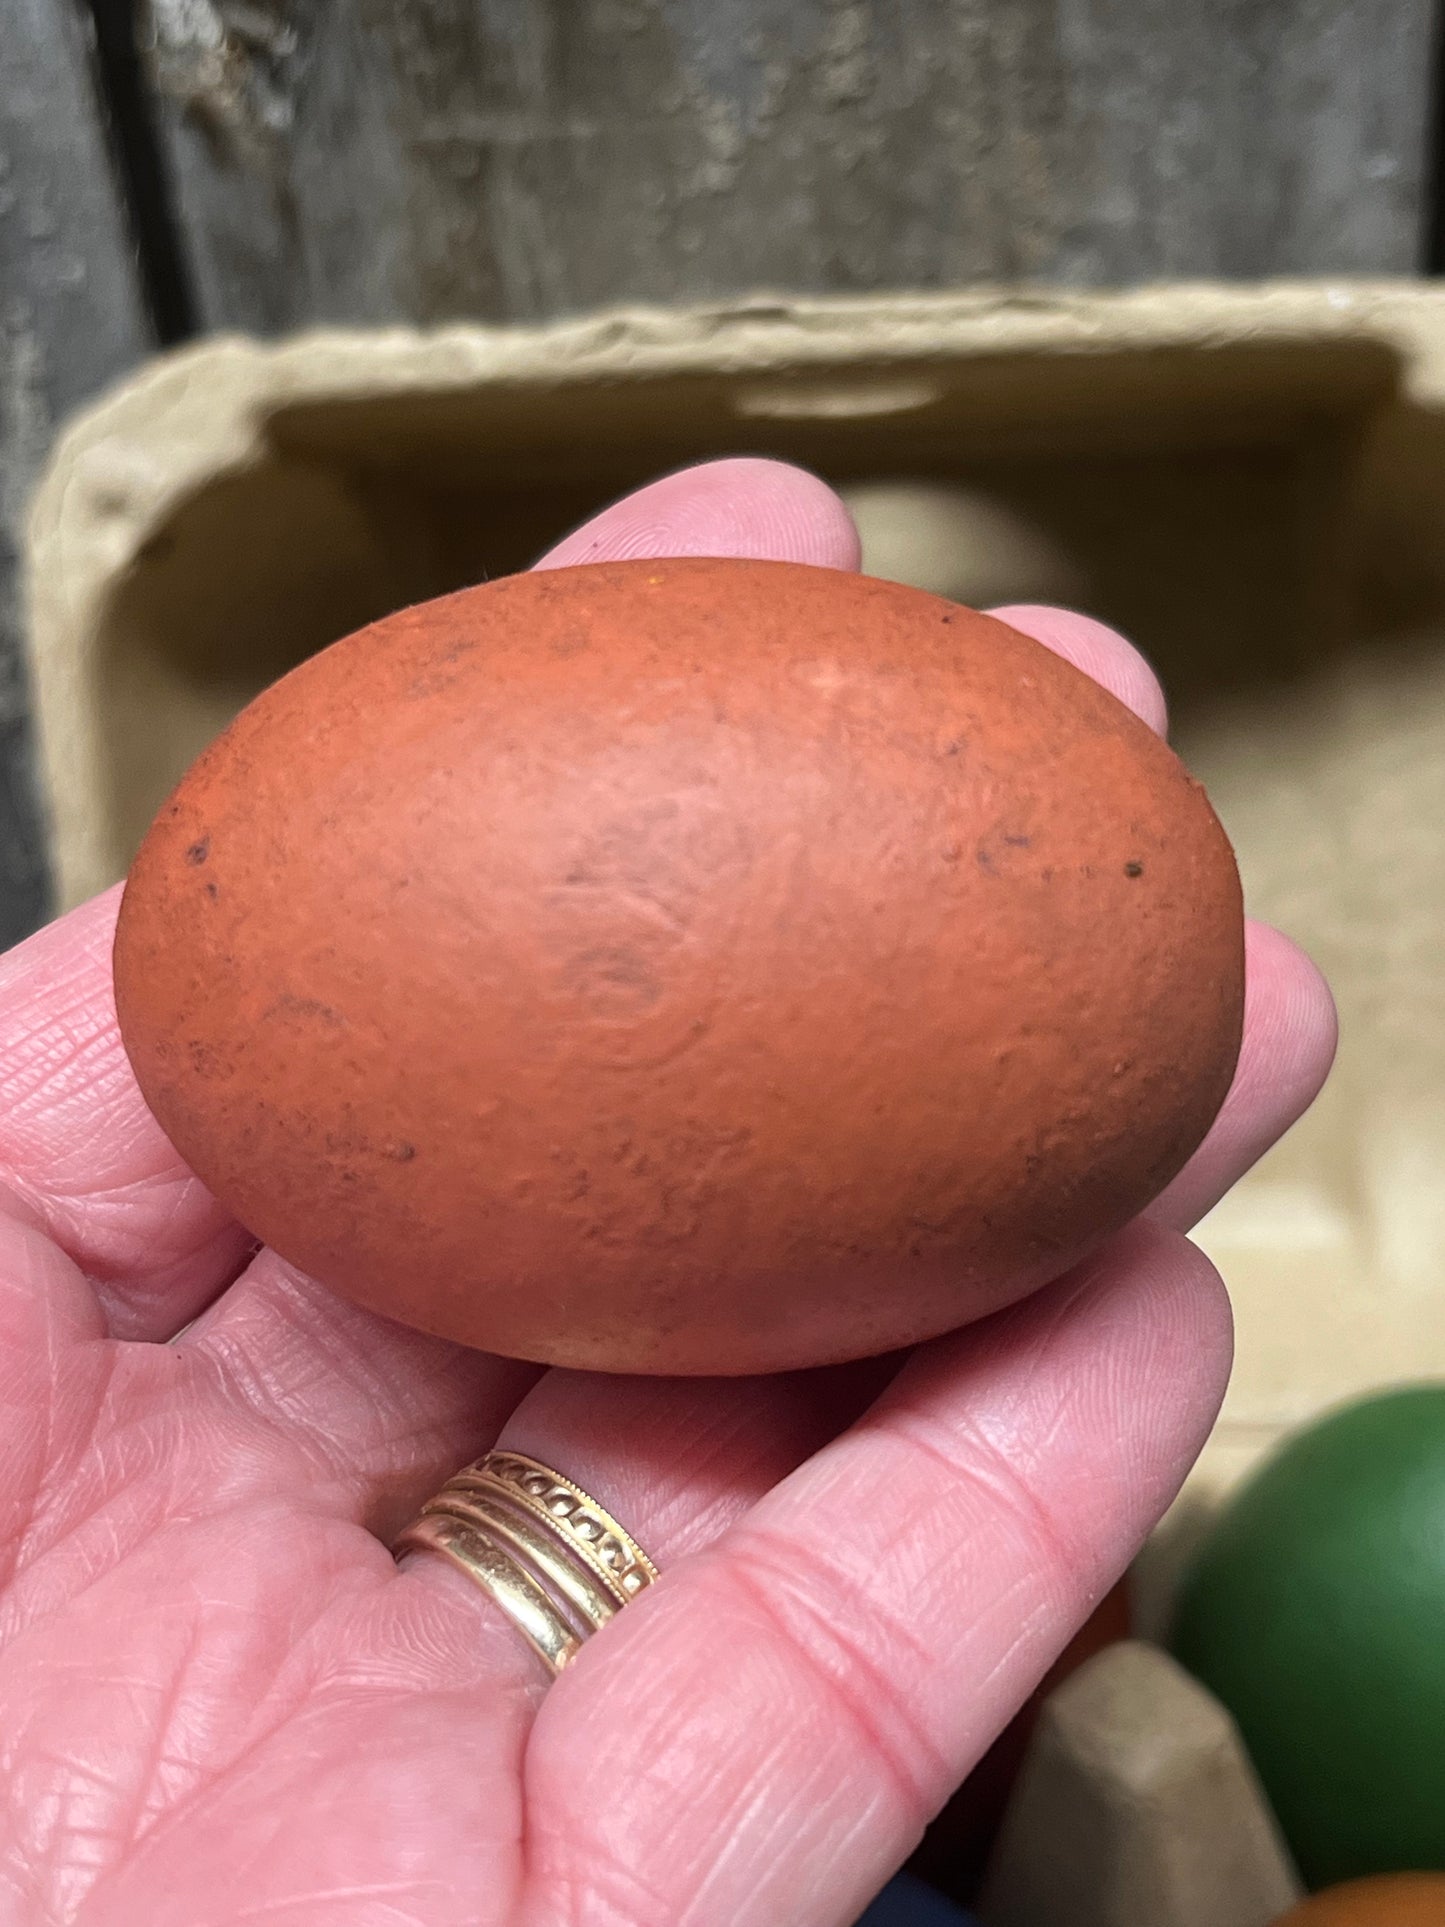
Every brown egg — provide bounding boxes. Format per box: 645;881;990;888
114;557;1243;1373
1271;1875;1445;1924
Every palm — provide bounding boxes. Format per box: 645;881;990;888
0;463;1334;1927
1;1261;521;1923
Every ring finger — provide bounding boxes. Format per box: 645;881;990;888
380;1219;1229;1927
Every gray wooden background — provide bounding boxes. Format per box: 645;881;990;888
2;0;1439;945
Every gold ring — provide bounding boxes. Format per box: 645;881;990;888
446;1451;660;1602
393;1451;658;1676
398;1509;584;1672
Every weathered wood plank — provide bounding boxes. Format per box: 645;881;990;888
1;0;154;940
140;0;1437;335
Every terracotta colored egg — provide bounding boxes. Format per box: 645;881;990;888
114;557;1243;1374
1271;1875;1445;1924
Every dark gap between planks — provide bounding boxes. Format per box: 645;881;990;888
79;0;198;344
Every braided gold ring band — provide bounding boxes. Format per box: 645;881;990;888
393;1451;659;1675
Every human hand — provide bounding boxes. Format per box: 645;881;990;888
0;460;1334;1926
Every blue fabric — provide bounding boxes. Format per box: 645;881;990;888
853;1871;980;1926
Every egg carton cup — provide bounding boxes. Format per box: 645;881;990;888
977;1640;1301;1926
25;281;1445;1558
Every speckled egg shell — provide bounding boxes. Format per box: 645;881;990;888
114;557;1244;1373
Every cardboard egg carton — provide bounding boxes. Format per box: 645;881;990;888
978;1641;1301;1927
26;282;1445;1541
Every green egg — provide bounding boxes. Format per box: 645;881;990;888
1170;1386;1445;1889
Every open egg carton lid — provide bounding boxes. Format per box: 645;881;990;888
28;278;1445;1571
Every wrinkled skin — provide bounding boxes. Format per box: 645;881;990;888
0;461;1335;1927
